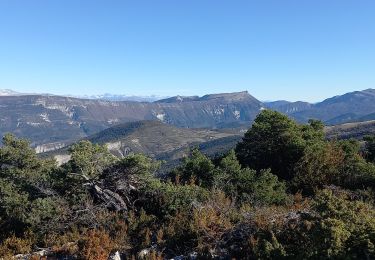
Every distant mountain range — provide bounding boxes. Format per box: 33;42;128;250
1;88;375;152
264;89;375;125
0;89;21;96
71;93;168;102
0;90;260;150
0;89;166;102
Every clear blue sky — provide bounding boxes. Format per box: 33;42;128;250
0;1;374;102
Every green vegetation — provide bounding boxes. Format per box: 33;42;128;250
365;135;375;163
1;110;375;259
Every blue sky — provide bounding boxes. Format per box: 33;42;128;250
0;0;374;102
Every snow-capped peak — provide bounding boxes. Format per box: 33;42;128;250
0;89;21;96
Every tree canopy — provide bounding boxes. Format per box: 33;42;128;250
236;110;325;180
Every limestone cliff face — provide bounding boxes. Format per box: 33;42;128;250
34;142;66;153
0;91;261;148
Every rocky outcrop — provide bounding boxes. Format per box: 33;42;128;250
34;142;66;153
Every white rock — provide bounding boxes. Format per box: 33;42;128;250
109;251;121;260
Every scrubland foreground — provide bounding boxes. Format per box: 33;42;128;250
1;110;375;259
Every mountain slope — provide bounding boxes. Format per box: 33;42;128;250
88;120;239;159
50;120;241;167
325;120;375;140
293;89;375;124
264;100;313;114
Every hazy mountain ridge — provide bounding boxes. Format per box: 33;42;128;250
0;89;21;96
267;89;375;125
73;93;166;102
293;89;375;124
0;89;166;102
264;100;313;114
